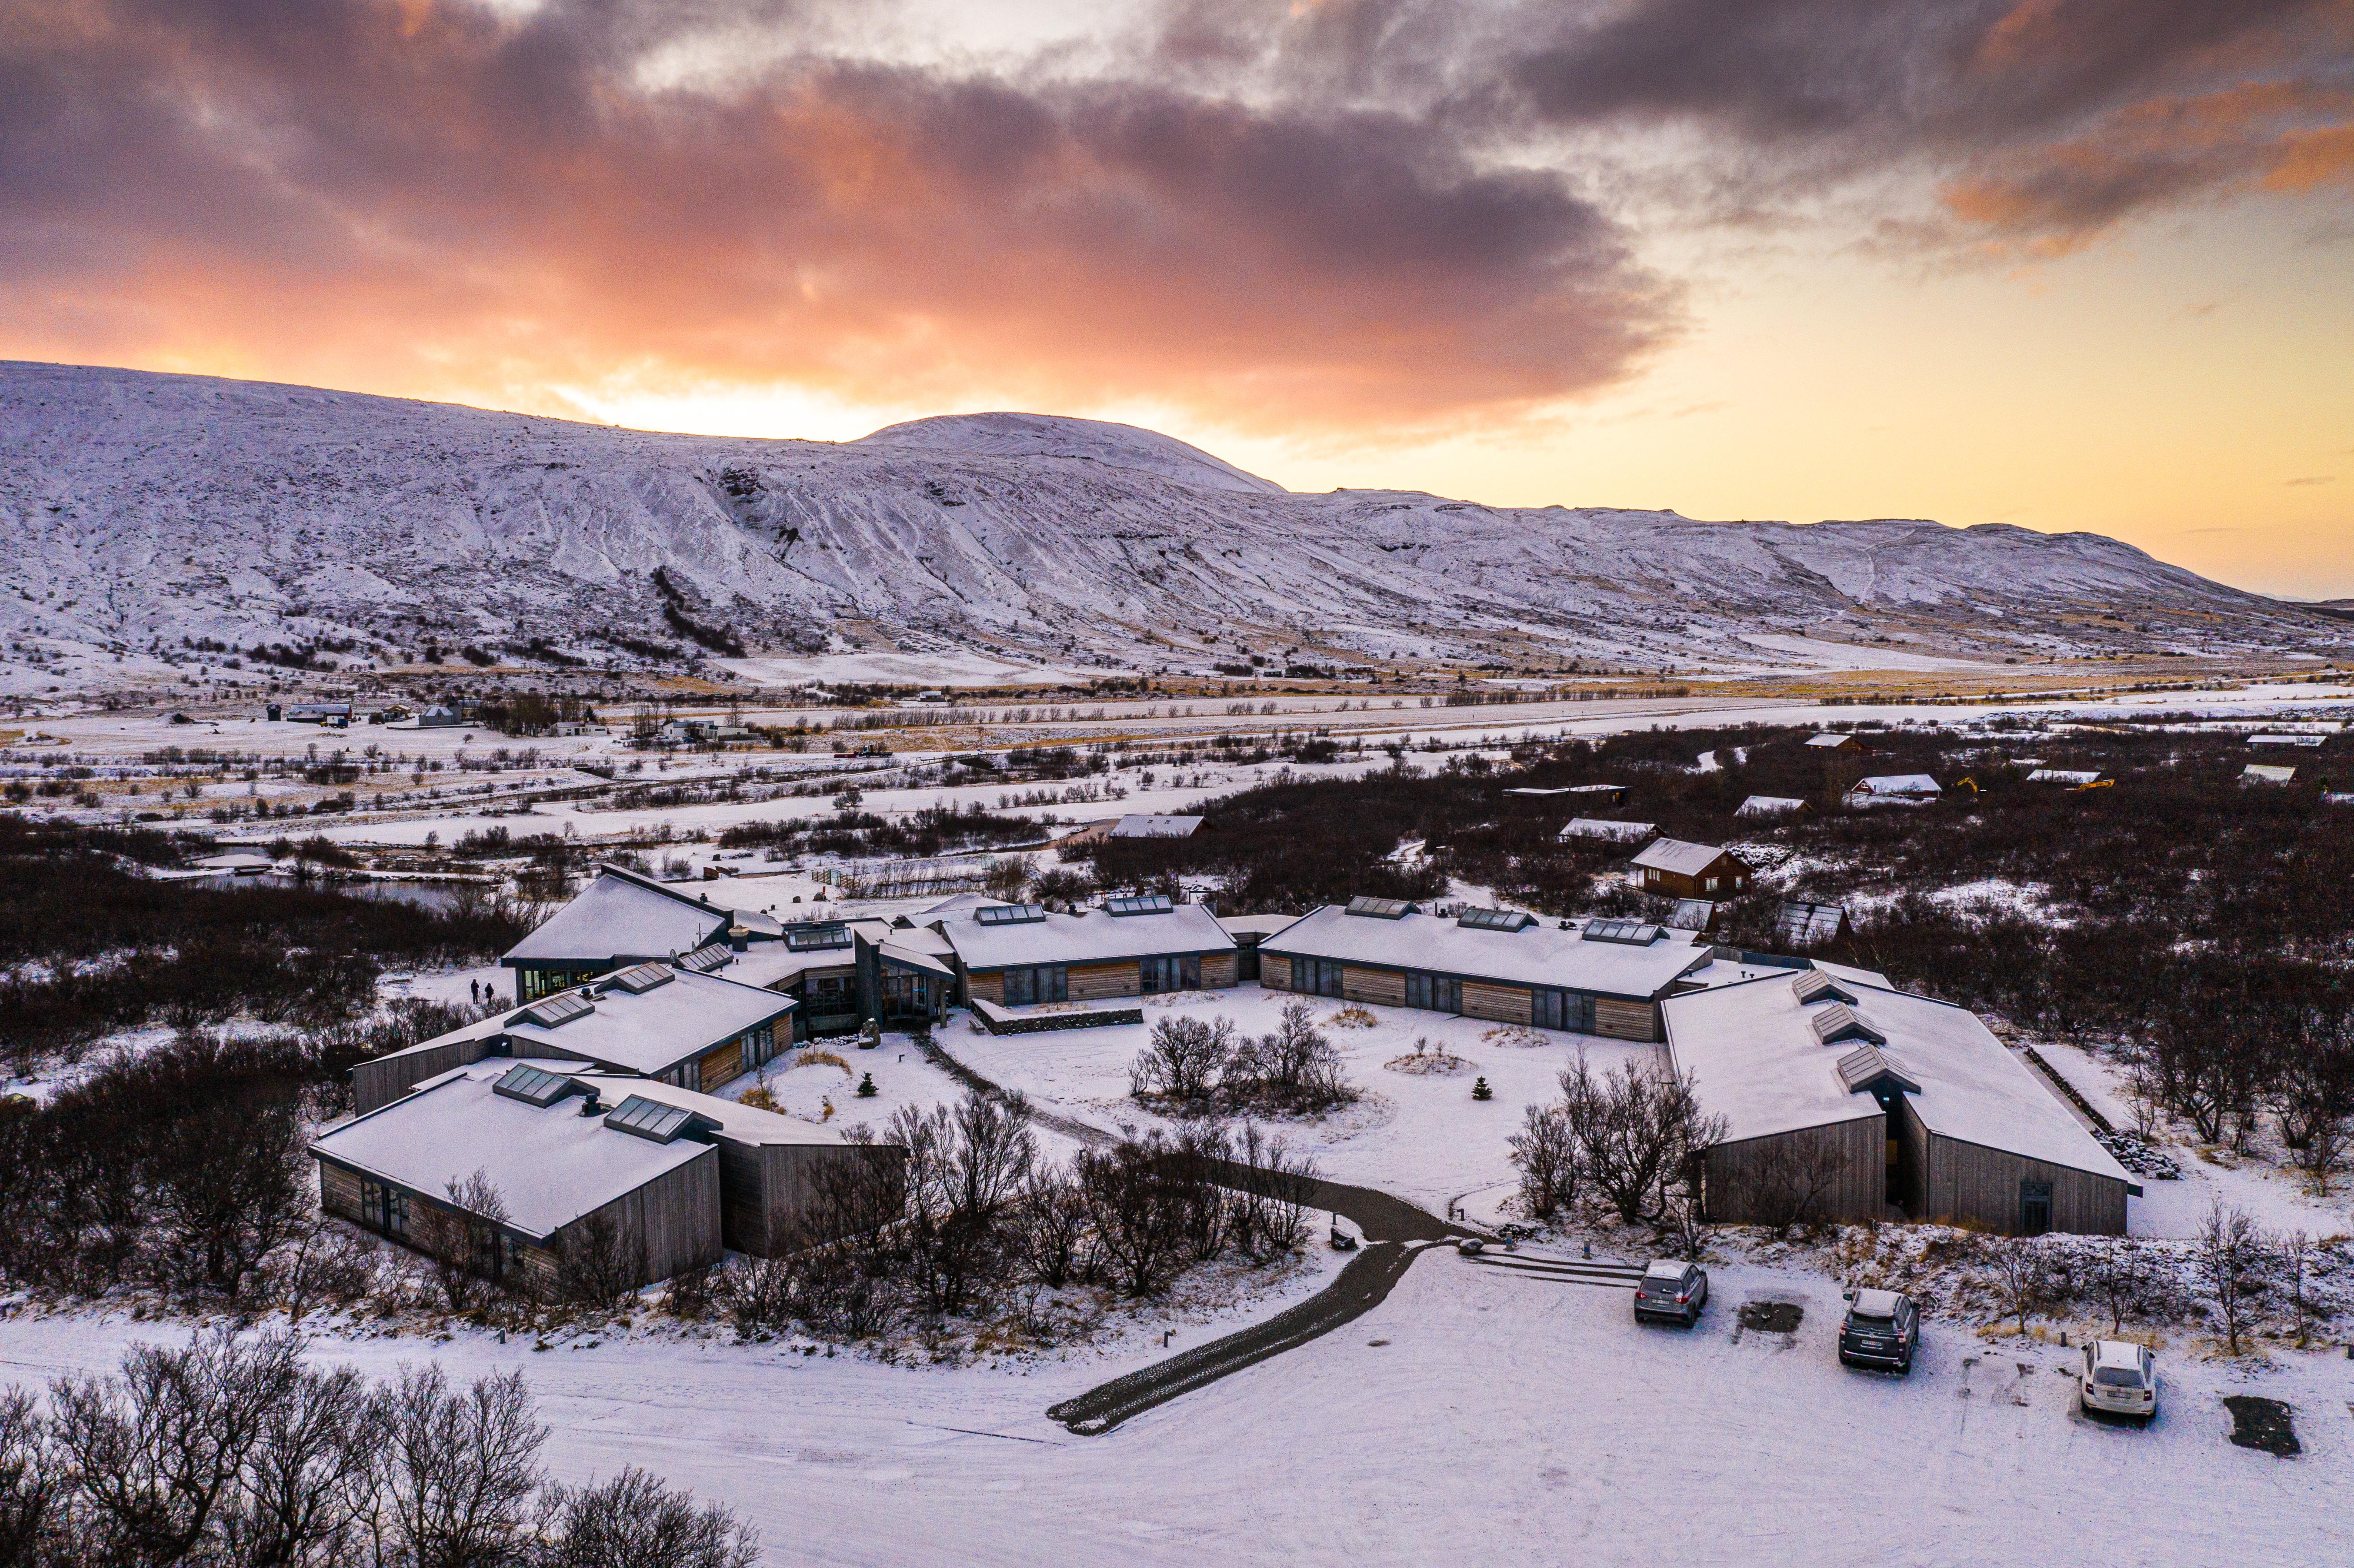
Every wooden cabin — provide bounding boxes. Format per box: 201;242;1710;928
1630;839;1754;900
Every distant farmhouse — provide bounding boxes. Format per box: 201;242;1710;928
1845;773;1941;807
1630;839;1754;900
1805;732;1867;751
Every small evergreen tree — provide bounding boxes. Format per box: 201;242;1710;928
856;1071;878;1098
1471;1076;1493;1102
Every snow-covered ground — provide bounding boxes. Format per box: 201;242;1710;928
0;1240;2344;1568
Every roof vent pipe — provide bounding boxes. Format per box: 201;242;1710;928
579;1089;602;1116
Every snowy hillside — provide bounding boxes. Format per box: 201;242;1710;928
0;363;2330;692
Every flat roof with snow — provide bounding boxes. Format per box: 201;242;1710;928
1108;814;1203;837
310;1059;710;1239
504;865;749;965
499;967;795;1076
1558;818;1656;841
942;899;1236;970
1264;904;1710;1001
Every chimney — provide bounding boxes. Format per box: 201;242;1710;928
579;1088;602;1116
729;924;749;952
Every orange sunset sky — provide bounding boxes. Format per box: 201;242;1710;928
5;0;2351;596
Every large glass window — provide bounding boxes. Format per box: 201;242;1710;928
1404;972;1462;1013
1293;957;1344;998
1531;988;1594;1032
1142;955;1204;994
362;1179;410;1238
1003;965;1069;1005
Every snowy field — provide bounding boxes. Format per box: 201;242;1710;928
1;1239;2345;1568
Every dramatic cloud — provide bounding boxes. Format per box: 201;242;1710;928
0;0;1674;430
0;0;2348;430
1507;0;2354;251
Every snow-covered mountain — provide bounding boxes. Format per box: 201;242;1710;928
0;362;2331;693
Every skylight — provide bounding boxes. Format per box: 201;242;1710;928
1581;919;1659;945
785;924;854;949
974;903;1047;926
492;1063;574;1106
1104;893;1174;916
1345;896;1412;919
678;942;732;973
605;962;674;994
519;991;594;1028
1456;906;1535;932
603;1095;696;1144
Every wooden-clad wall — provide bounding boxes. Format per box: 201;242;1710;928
757;1142;910;1254
967;970;1006;1005
1199;953;1239;990
1341;965;1406;1006
1702;1117;1885;1225
584;1149;722;1283
1068;961;1141;1001
697;1040;743;1092
319;1159;364;1222
352;1038;485;1115
1261;954;1293;991
1463;980;1533;1025
1593;997;1660;1042
1922;1135;2127;1236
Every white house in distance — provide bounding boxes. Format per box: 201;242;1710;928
2243;763;2298;784
1558;817;1657;843
1108;814;1204;838
2025;769;2103;786
1845;774;1941;807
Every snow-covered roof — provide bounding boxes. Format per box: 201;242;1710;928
571;1074;854;1147
2248;733;2324;747
1664;975;2131;1182
1631;838;1740;877
879;939;956;978
1735;796;1807;817
1776;900;1848;947
1557;818;1655;842
500;968;795;1075
942;900;1235;970
1852;774;1941;796
2243;763;2297;782
1217;912;1302;939
1264;904;1710;1001
1806;733;1858;748
1108;814;1203;837
310;1059;711;1239
505;866;736;964
2026;769;2102;785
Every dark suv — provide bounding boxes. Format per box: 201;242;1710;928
1837;1288;1919;1372
1634;1260;1708;1327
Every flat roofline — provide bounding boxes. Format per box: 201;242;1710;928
1260;946;1695;1003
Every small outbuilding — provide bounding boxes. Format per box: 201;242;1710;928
1775;900;1851;949
2244;763;2298;785
1559;817;1657;843
1108;814;1204;838
1735;796;1808;819
1630;839;1753;900
1845;774;1942;807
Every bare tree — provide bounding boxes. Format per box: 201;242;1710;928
1226;1122;1316;1260
556;1208;645;1312
437;1169;514;1312
538;1466;759;1568
1075;1135;1193;1297
1987;1236;2048;1338
1507;1103;1577;1220
2282;1228;2317;1349
1008;1166;1090;1288
1559;1050;1724;1225
2196;1199;2270;1357
1727;1137;1851;1237
375;1364;547;1568
2087;1242;2154;1335
0;1388;63;1568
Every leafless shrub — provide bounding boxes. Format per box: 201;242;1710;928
436;1168;513;1313
1075;1135;1194;1297
1129;1015;1236;1102
266;1214;380;1323
1507;1103;1576;1220
1726;1136;1852;1238
1987;1236;2051;1337
1226;1123;1316;1261
556;1208;644;1313
1008;1168;1089;1288
538;1465;760;1568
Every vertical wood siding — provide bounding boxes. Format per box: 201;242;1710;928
1341;965;1406;1006
1593;997;1660;1042
1922;1136;2127;1235
1701;1117;1885;1225
1067;961;1141;1001
1462;980;1534;1025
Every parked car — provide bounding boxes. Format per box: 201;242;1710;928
2079;1340;2158;1421
1837;1289;1919;1372
1634;1260;1708;1327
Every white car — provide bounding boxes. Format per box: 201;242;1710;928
2080;1340;2158;1421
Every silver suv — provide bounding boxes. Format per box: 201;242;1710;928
1634;1260;1708;1327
